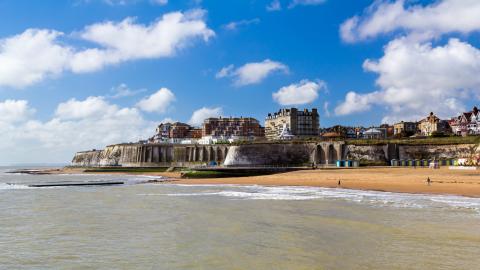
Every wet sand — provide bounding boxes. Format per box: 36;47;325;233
47;167;480;197
176;167;480;197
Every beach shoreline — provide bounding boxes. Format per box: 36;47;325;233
26;167;480;198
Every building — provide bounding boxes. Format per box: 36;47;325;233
202;117;264;138
450;106;480;136
265;108;319;140
363;128;387;139
393;121;417;136
379;124;394;137
151;122;202;143
418;112;450;136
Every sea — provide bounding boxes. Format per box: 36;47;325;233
1;166;480;270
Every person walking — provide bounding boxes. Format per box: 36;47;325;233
338;180;341;187
427;177;431;186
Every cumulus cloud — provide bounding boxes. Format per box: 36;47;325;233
272;79;325;105
335;38;480;123
188;107;222;126
216;59;288;86
0;10;214;88
223;18;260;31
0;100;35;123
0;29;73;88
55;96;119;120
340;0;480;43
136;88;175;113
0;97;155;164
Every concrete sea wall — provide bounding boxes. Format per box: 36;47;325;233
71;142;478;167
72;144;229;167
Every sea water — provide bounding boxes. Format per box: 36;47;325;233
1;167;480;269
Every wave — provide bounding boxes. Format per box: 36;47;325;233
140;185;480;213
0;183;32;190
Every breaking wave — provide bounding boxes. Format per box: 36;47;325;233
0;183;32;190
140;185;480;213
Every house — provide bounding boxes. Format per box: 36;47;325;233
450;106;480;136
363;128;386;139
418;112;450;136
393;121;417;136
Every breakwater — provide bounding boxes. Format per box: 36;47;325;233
71;141;478;167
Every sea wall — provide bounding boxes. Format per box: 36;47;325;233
72;144;229;167
71;142;478;167
223;143;315;166
398;144;478;160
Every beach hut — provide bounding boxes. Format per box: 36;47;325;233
415;160;421;167
352;160;360;167
336;160;344;167
390;159;398;166
346;160;352;167
420;159;427;167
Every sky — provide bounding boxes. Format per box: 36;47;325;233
1;0;480;164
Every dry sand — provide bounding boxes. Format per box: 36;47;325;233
52;167;480;197
176;167;480;198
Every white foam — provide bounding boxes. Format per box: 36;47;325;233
0;183;32;190
148;185;480;213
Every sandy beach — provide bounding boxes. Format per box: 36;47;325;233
177;168;480;197
47;167;480;197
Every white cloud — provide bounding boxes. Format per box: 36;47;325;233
0;29;73;88
216;59;288;86
340;0;480;43
323;101;330;117
108;83;146;98
55;96;118;120
334;91;378;116
223;18;260;31
188;107;222;126
0;10;214;88
0;97;155;164
136;88;175;113
215;64;234;79
289;0;326;8
151;0;167;5
266;0;281;11
335;38;480;123
0;100;35;123
272;79;325;105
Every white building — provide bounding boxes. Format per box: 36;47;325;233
363;128;386;139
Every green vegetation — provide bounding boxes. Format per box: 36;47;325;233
84;167;183;173
180;169;285;179
358;160;389;167
180;170;227;178
229;136;480;146
346;136;480;146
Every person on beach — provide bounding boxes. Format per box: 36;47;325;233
338;180;341;187
427;177;431;186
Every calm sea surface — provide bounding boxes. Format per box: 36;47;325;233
1;167;480;270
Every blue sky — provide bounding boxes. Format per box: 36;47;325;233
1;0;480;163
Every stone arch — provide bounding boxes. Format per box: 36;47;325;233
317;144;326;164
327;144;338;164
216;147;223;163
208;147;214;162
